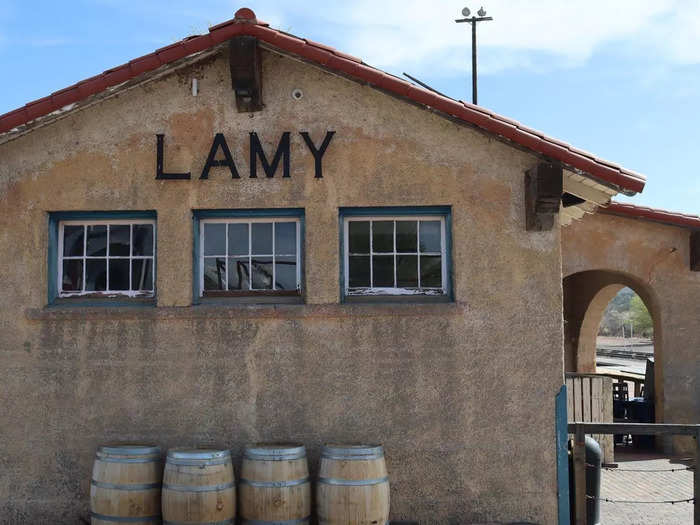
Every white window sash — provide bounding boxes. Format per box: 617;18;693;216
199;217;301;296
344;215;447;296
57;219;156;298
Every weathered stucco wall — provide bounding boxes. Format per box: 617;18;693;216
562;212;700;454
0;47;564;523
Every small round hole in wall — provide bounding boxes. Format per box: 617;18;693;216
291;88;304;100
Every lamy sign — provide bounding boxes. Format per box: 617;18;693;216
156;131;335;180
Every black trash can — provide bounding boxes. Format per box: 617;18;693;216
569;436;602;525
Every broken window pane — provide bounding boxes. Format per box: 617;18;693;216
62;259;83;291
275;256;297;290
419;221;441;253
420;255;442;288
372;221;393;253
63;226;84;257
203;257;226;290
251;257;273;289
397;255;418;287
109;225;130;256
275;222;296;255
349;256;370;287
228;223;248;256
109;259;130;290
349;221;369;253
132;224;153;256
86;225;107;257
251;223;273;255
132;259;153;291
85;259;107;291
396;221;417;252
228;257;249;291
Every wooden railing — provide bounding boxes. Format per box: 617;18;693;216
568;422;700;525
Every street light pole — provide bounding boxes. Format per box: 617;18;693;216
456;7;493;105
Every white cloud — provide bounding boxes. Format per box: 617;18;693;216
278;0;700;75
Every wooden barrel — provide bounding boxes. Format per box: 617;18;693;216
90;444;162;525
239;443;311;524
316;444;390;525
162;448;235;525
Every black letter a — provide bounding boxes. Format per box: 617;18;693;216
200;133;240;179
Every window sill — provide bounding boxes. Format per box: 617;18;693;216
343;294;451;304
25;302;466;321
49;297;157;308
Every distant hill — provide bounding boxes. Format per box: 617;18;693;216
599;287;653;338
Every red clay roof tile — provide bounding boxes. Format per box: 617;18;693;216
603;202;700;230
0;7;647;195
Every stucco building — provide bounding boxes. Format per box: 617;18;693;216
0;8;695;524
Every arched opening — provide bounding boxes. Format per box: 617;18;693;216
563;270;663;427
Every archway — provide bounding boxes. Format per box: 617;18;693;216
563;270;663;424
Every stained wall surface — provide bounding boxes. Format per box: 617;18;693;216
0;46;564;523
562;212;700;454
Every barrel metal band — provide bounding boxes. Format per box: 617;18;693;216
317;476;389;486
163;518;236;525
96;455;161;464
239;477;309;488
91;480;161;491
241;518;310;524
90;512;160;522
243;453;307;461
163;481;235;492
166;457;232;466
320;453;384;461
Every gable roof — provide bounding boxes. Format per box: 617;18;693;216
603;202;700;230
0;7;645;195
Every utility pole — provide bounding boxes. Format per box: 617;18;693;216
455;6;493;105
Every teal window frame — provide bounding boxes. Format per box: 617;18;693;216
192;208;305;305
47;210;157;307
339;206;453;303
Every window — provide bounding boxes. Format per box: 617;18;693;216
48;212;156;304
194;210;304;303
341;207;451;302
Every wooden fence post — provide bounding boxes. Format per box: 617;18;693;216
574;424;587;525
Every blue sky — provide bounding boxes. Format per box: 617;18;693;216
1;1;699;213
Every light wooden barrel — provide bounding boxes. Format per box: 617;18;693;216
316;444;390;525
162;448;236;525
90;444;162;525
239;443;311;524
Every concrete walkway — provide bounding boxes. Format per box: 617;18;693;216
599;449;695;524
